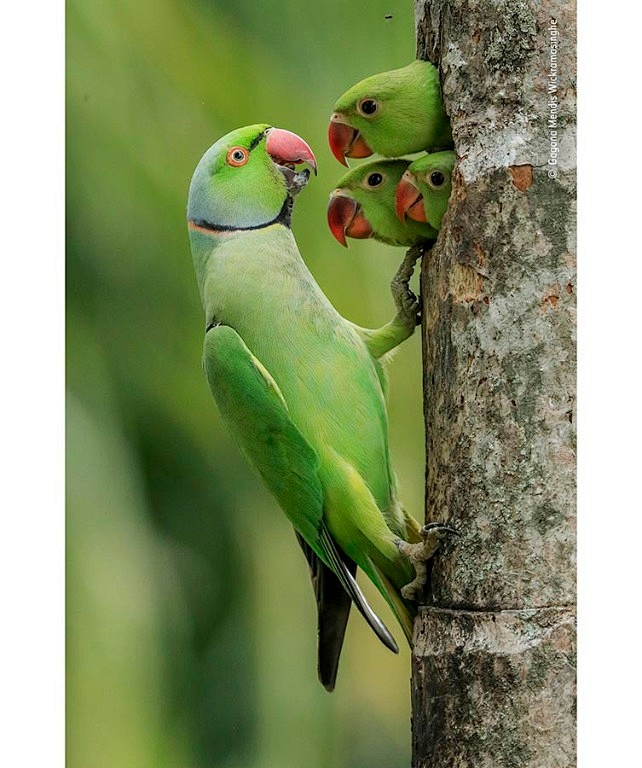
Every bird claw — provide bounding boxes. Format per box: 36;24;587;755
391;246;424;328
396;522;459;602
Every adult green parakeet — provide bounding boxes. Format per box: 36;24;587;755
327;159;438;247
396;151;456;231
328;60;453;165
187;124;430;690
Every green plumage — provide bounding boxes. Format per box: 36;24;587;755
332;159;438;246
188;125;421;690
406;151;456;230
331;60;453;157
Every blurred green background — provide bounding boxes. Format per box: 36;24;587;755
66;1;424;766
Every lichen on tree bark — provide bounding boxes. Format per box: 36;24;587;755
412;1;576;766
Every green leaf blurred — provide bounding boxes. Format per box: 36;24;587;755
67;1;423;765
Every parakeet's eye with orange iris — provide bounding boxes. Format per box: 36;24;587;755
357;98;378;117
227;147;249;166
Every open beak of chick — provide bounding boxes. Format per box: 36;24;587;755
327;190;373;247
396;171;426;223
266;127;317;195
328;114;373;166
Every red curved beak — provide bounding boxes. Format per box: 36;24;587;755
266;128;317;174
328;114;373;166
396;173;426;222
327;192;373;247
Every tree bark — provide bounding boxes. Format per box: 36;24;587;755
412;1;576;766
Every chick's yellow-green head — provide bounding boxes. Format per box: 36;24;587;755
187;124;317;232
328;60;452;163
396;151;455;231
327;159;438;248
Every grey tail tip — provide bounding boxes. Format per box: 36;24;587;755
350;575;399;654
320;524;399;656
382;628;400;654
365;604;399;654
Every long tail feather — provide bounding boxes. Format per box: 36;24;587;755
319;527;399;654
374;567;416;645
295;532;354;691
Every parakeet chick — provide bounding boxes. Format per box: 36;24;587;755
327;159;438;247
187;124;434;690
396;151;456;231
328;60;453;165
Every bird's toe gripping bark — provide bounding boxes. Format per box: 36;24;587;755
391;245;426;329
396;522;459;602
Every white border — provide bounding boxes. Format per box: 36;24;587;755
0;3;65;767
578;1;640;765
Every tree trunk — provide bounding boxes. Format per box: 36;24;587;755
412;1;576;766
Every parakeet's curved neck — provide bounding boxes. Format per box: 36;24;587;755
189;196;294;234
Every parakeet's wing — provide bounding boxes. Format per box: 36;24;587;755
295;532;355;691
202;324;398;655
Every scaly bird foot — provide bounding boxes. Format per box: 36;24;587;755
390;245;426;329
396;522;459;602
